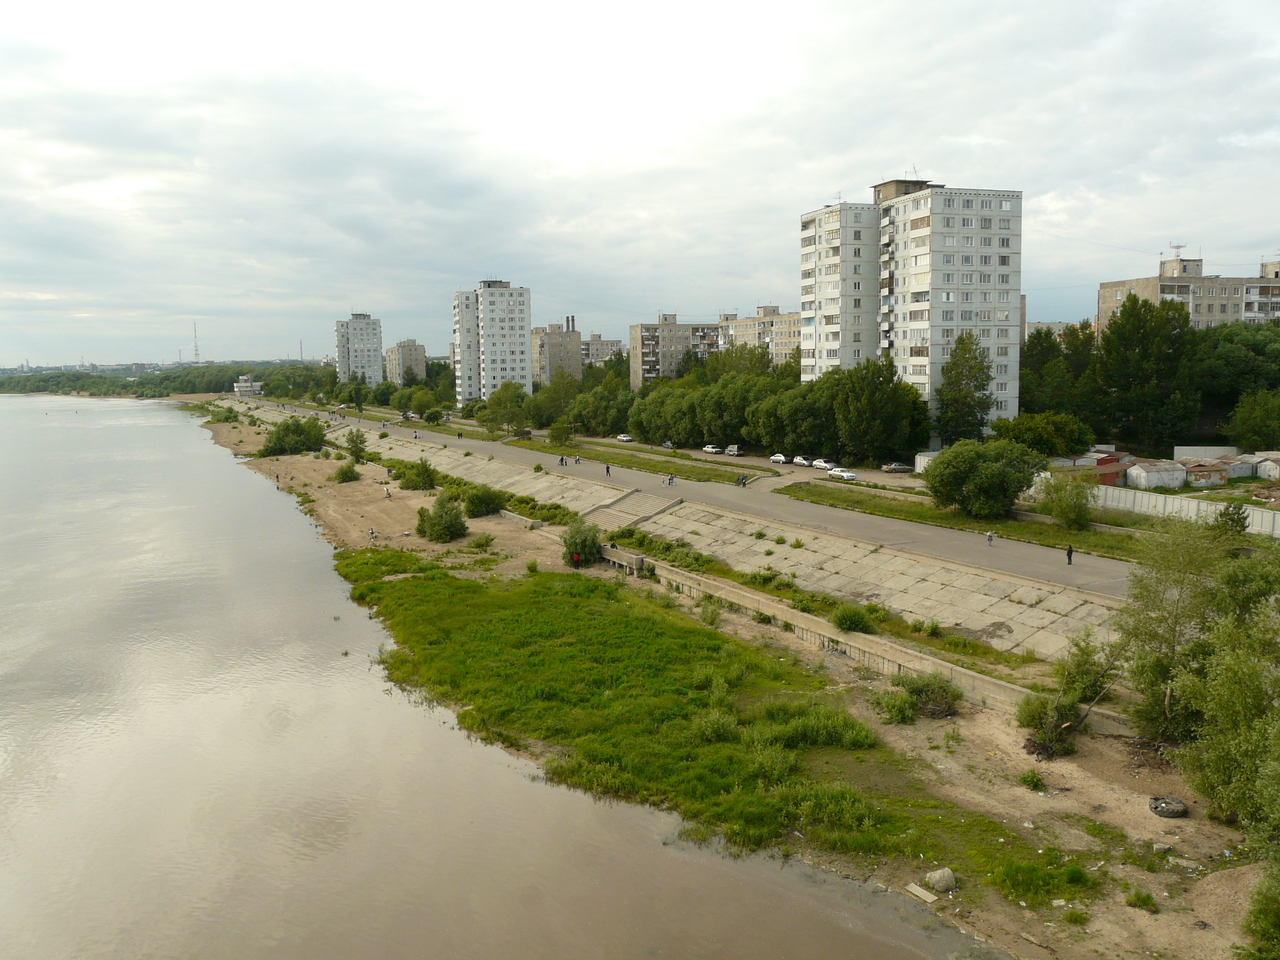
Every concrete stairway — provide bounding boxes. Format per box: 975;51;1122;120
585;491;680;533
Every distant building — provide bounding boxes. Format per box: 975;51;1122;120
531;316;582;385
452;280;532;402
385;338;427;387
1098;253;1280;334
335;312;384;386
801;178;1024;423
628;313;721;390
717;306;802;367
582;333;624;367
232;374;261;398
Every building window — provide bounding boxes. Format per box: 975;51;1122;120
980;237;993;247
999;237;1011;248
980;217;992;229
943;198;954;209
998;255;1010;266
962;199;974;209
995;382;1008;392
961;254;974;265
943;254;955;265
996;345;1009;356
963;236;974;246
942;328;954;339
962;217;974;228
996;327;1010;339
997;363;1009;375
979;328;991;339
941;310;955;321
1000;200;1012;210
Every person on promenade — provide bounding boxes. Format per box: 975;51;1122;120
986;531;994;547
605;464;611;477
1066;544;1074;565
574;455;581;465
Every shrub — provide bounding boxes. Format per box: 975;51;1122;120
924;620;945;638
1016;769;1046;791
1016;693;1082;758
1239;862;1280;960
506;495;578;526
791;538;804;549
321;447;332;459
830;603;877;634
1212;501;1250;537
774;535;786;544
344;428;367;460
533;462;543;473
752;610;774;625
763;548;774;556
699;601;721;628
329;460;360;483
378;430;389;439
753;530;767;539
1036;471;1095;531
864;602;891;623
259;416;326;456
909;618;926;633
873;689;917;724
526;559;538;575
690;710;739;744
891;671;963;718
469;532;495;550
397;458;438;491
1125;889;1159;914
464;484;509;518
417;493;468;543
561;520;602;568
1063;910;1089;926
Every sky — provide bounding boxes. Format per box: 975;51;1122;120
2;0;1278;366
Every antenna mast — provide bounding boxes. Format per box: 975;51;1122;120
193;323;200;364
1169;242;1186;258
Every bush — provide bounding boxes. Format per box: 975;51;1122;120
505;495;578;526
924;619;945;638
752;610;774;625
469;532;495;550
378;430;389;439
790;538;804;549
873;689;917;724
259;416;326;456
532;462;543;473
526;559;538;575
561;520;602;568
923;439;1048;520
1016;693;1082;758
774;535;786;544
1063;909;1089;926
891;671;963;718
1016;769;1046;791
344;428;367;461
329;460;360;483
1036;471;1096;531
830;603;877;634
1212;501;1250;537
754;530;767;539
464;484;509;518
1125;889;1159;914
397;457;438;491
417;493;468;543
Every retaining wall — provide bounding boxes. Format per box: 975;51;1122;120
1092;484;1280;537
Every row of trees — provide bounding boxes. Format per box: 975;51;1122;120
1022;299;1280;449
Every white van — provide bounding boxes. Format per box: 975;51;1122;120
726;445;742;457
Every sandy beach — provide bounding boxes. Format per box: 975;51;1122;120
202;414;1265;960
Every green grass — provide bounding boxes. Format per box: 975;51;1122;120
337;547;1100;905
778;481;1146;562
417;421;500;442
506;438;756;483
572;437;781;475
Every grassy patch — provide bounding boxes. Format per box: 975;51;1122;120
778;481;1145;561
506;438;756;483
574;438;780;475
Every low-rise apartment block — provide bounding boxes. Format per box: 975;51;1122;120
582;333;624;366
1098;254;1280;333
629;313;720;390
531;316;582;385
717;306;802;366
385;338;427;387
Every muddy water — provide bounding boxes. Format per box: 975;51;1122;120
0;395;987;959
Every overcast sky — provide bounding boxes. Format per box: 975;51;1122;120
2;0;1277;366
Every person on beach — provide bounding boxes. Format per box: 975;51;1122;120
986;531;994;547
1066;544;1074;565
385;488;392;498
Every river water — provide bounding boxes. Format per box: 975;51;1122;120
0;394;986;959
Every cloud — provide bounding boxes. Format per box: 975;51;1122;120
1;0;1278;364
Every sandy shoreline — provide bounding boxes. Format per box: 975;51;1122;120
198;411;1263;960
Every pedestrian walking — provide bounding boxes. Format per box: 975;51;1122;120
574;455;581;465
986;531;994;547
605;464;611;477
1066;544;1074;565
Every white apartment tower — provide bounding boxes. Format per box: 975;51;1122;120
452;280;532;402
335;312;384;386
801;181;1023;421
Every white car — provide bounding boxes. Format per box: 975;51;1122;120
769;453;791;464
616;434;634;442
702;444;724;455
827;467;858;481
792;455;813;467
812;458;837;471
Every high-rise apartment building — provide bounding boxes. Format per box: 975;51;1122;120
385;338;427;387
1097;254;1280;333
452;280;532;402
335;312;384;386
800;180;1023;421
531;316;582;384
628;313;721;390
582;333;624;367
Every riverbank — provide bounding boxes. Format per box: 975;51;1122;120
201;419;1262;960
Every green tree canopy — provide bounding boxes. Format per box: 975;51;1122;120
933;332;994;444
258;416;327;456
1224;389;1280;451
989;411;1095;458
831;353;930;464
481;382;529;434
922;439;1046;519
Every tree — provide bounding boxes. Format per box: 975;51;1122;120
548;418;574;445
329;460;360;483
933;332;994;444
1225;389;1280;451
372;380;396;406
1212;501;1251;537
401;365;421;389
417;493;468;543
481;381;528;435
990;412;1095;458
830;353;929;463
526;369;582;429
258;416;326;456
922;439;1046;519
1035;471;1096;531
346;380;369;414
1094;295;1200;447
561;519;602;568
344;428;367;461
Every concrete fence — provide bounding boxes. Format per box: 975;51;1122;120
1092;485;1280;537
615;552;1136;737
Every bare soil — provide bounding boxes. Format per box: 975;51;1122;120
205;426;1264;960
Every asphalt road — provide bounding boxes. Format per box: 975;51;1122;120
370;419;1134;600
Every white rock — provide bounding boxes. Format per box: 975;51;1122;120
925;867;957;893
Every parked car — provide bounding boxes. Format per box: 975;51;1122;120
769;453;791;464
881;462;912;473
812;458;837;471
827;467;858;481
793;455;813;467
725;444;742;456
616;433;633;442
702;444;724;455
